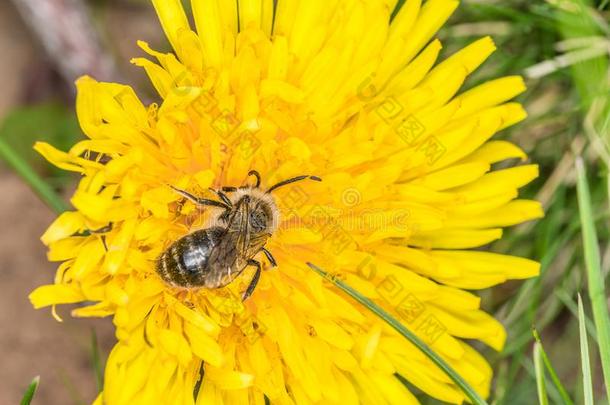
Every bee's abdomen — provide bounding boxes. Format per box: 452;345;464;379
156;228;223;288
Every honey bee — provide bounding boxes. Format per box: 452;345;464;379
156;170;321;300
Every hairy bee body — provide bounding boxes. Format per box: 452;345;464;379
156;188;278;290
156;227;229;289
155;171;320;298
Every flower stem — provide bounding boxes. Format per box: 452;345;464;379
0;138;69;214
306;262;488;405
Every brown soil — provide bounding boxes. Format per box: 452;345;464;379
0;171;115;405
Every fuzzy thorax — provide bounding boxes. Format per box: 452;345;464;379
229;187;280;234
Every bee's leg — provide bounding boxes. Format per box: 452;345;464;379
218;210;231;224
261;248;277;267
218;191;232;206
87;223;113;252
169;185;230;210
242;259;262;301
221;186;238;192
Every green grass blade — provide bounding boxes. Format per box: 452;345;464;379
390;0;407;22
20;376;40;405
533;342;549;405
306;262;488;405
91;328;103;392
578;294;594;405
0;137;68;214
576;157;610;396
532;329;574;405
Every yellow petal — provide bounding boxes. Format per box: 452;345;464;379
451;76;527;119
166;294;221;336
455;164;539;202
411;228;503;249
370;372;420;405
34;142;92;173
151;0;190;57
461;140;527;165
41;211;85;245
205;367;255;390
414;162;490;191
72;302;114;318
30;284;84;309
192;0;224;67
445;200;544;229
184;322;225;367
159;329;193;367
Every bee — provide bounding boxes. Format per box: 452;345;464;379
156;170;321;300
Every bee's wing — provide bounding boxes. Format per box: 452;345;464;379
227;196;251;258
242;232;269;258
207;231;246;287
206;201;254;287
229;200;269;260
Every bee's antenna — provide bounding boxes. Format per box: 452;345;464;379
208;188;232;207
267;175;322;193
248;170;261;188
168;185;230;210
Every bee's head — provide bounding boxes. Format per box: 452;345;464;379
229;189;280;234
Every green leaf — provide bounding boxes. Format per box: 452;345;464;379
306;262;488;405
578;294;594;405
576;157;610;396
20;376;40;405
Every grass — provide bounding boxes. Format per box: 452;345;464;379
90;329;104;394
1;0;610;404
577;156;610;398
579;294;595;405
0;137;69;214
533;329;575;405
533;340;549;405
20;376;39;405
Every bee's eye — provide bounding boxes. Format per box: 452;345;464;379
249;211;267;232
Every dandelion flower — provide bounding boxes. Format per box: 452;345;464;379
31;0;543;404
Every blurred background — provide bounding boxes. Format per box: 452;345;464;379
0;0;609;404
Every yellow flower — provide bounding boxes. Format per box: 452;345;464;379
31;0;543;404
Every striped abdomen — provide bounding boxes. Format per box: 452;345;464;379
156;227;225;288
